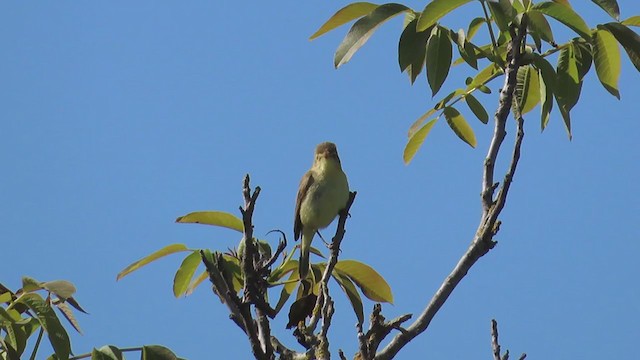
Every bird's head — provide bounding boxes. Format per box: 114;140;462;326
314;142;341;164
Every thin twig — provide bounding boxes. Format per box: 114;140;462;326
374;18;529;360
491;319;502;360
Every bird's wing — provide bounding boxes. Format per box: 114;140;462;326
294;171;314;241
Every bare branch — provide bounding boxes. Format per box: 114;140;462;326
491;319;502;360
374;18;529;360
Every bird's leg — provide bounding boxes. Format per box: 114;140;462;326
316;231;330;246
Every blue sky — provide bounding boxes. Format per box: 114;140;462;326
2;1;639;359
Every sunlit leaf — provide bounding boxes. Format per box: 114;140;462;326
426;25;452;96
591;0;619;20
310;2;379;40
532;2;591;40
527;10;555;45
42;281;76;300
407;107;437;137
556;44;581;112
21;277;42;293
334;260;393;303
467;17;485;40
175;211;243;232
403;118;438;164
185;271;208;296
117;244;189;281
621;16;640;27
514;65;541;114
465;93;489;124
173;251;201;298
274;263;300;315
486;0;513;33
55;302;82;334
417;0;473;31
603;22;640;72
593;27;621;99
443;107;476;147
466;63;503;91
335;3;410;68
398;18;430;83
532;54;557;130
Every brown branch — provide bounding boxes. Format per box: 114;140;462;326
491;319;502;360
374;18;529;360
200;251;246;332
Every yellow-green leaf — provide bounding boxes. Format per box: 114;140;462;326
19;293;70;360
532;2;591;40
527;10;555;44
514;65;541;114
465;93;489;124
175;211;243;232
117;244;189;281
443;107;476;147
621;16;640;27
593;27;621;99
335;3;410;68
310;2;379;40
334;260;393;303
417;0;473;31
173;251;201;298
274;262;300;314
425;25;452;96
556;44;581;112
602;22;640;72
534;55;556;131
403;118;438;164
466;63;503;91
467;17;485;40
185;270;208;296
407;107;437;137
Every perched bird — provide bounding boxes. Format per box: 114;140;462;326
294;142;350;279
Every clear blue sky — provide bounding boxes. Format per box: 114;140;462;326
2;1;639;359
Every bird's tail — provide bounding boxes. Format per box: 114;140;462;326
298;231;313;280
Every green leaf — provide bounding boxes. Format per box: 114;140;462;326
573;41;593;80
593;27;621;99
55;302;82;334
602;22;640;72
332;270;364;325
443;107;476;147
334;260;393;303
407;108;437;137
403;118;437;164
142;345;178;360
532;2;591;40
117;244;189;281
556;44;581;112
310;2;379;40
185;270;208;296
464;93;489;124
274;262;300;314
91;345;123;360
41;281;76;300
621;16;640;27
425;26;452;96
21;277;42;293
19;293;70;360
466;63;504;91
398;18;430;84
452;29;478;69
417;0;473;31
173;251;201;298
531;54;557;130
175;211;243;232
527;10;555;45
486;0;513;33
591;0;619;20
434;89;465;110
467;17;485;40
335;3;410;68
514;65;541;114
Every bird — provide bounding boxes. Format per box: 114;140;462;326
294;142;350;280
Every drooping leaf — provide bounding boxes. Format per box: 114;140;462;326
514;65;541;114
465;93;489;124
591;0;619;20
486;0;513;33
55;302;82;334
573;41;593;80
425;25;452;96
142;345;178;360
398;18;430;83
185;271;208;296
19;293;70;360
175;211;243;232
466;63;504;91
443;107;477;147
532;54;556;130
593;27;621;99
403;118;438;164
555;44;581;112
41;281;76;300
117;244;190;281
532;2;591;40
334;260;393;303
417;0;473;31
173;251;201;298
335;3;411;68
434;89;465;110
407;108;437;137
602;22;640;72
527;10;555;45
452;28;478;69
66;297;88;314
274;261;300;314
310;2;379;40
332;271;364;325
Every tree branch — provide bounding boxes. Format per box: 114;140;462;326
374;18;529;360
